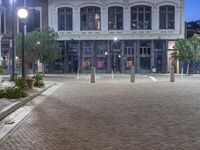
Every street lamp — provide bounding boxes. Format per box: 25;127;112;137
17;8;28;77
10;0;16;81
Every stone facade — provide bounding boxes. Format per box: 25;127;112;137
48;0;185;73
0;0;185;74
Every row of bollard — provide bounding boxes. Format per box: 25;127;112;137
90;66;175;83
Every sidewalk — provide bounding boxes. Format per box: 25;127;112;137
0;81;55;121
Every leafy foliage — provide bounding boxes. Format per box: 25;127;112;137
0;66;3;75
33;73;45;88
15;77;26;89
173;34;200;74
0;87;26;99
16;26;60;71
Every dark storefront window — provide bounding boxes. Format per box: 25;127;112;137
80;7;101;30
124;41;134;69
58;7;73;31
96;41;107;70
131;5;151;30
82;41;93;70
108;6;123;30
160;5;175;29
154;41;164;72
140;41;151;70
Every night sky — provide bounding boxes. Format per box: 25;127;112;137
185;0;200;21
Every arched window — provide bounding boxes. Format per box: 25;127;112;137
58;7;73;31
160;5;175;29
80;6;101;30
131;5;151;30
108;6;123;30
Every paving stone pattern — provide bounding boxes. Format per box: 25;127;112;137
1;80;200;150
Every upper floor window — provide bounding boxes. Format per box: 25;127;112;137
160;5;175;29
58;7;73;31
1;11;5;33
80;6;101;30
131;5;151;30
108;6;123;30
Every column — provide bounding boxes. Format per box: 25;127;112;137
150;40;154;72
136;40;140;72
124;9;130;30
121;40;125;73
91;41;96;68
63;41;69;73
107;41;111;73
78;41;81;72
101;9;108;31
163;40;168;73
73;10;80;31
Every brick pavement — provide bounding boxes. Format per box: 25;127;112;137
1;80;200;149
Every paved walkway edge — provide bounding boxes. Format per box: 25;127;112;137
0;84;55;121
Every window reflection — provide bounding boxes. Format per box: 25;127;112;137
81;7;101;30
108;6;123;30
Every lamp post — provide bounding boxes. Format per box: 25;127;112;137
17;8;28;77
11;0;16;81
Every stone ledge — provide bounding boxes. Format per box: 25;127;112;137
0;83;55;121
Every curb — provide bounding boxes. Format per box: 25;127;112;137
0;84;55;121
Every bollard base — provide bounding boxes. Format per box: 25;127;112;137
91;67;96;83
130;66;135;83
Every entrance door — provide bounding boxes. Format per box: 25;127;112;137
139;47;151;73
69;51;78;73
111;51;121;73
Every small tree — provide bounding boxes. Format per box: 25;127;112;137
173;34;200;74
173;38;193;74
16;27;60;73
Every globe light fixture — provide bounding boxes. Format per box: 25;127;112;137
17;8;28;19
114;37;118;42
17;8;28;77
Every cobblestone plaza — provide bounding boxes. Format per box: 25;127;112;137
0;75;200;150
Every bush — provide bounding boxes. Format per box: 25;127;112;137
0;89;5;98
15;77;26;89
34;73;43;81
33;73;45;88
0;66;3;75
34;80;44;87
2;87;26;99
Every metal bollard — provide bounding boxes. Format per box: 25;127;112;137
111;70;114;79
91;67;96;83
170;66;175;82
130;66;135;82
77;69;80;79
181;67;184;79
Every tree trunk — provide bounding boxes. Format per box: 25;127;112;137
186;63;190;75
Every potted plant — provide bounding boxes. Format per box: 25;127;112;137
26;77;36;89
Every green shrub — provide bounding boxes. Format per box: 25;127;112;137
15;77;26;89
34;80;44;87
33;73;45;88
0;89;5;98
3;87;26;99
34;73;43;81
0;66;3;75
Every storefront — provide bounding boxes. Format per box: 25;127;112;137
55;40;168;73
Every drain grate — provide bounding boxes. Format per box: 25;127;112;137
4;120;15;125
